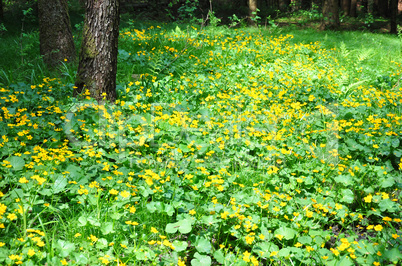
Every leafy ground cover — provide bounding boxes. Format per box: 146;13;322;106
0;22;402;265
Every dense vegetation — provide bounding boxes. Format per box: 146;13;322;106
1;2;402;265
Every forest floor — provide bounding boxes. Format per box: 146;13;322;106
0;14;402;266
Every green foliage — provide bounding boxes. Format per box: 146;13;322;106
0;20;402;266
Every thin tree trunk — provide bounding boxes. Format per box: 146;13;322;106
249;0;258;26
350;0;357;17
390;0;398;34
0;0;4;22
75;0;120;103
38;0;76;67
321;0;340;30
341;0;350;16
374;0;388;17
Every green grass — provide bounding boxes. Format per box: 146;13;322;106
0;20;402;266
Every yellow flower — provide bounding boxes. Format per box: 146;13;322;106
27;249;35;256
129;206;136;213
364;194;372;203
374;225;383;231
151;227;159;234
7;213;17;220
275;234;284;240
220;211;229;219
61;259;68;265
306;246;314;252
373;262;380;266
392;234;399;239
294;242;303;248
88;234;98;242
19;177;29;184
242;251;251;262
269;251;278;257
377;251;382;256
109;189;119;195
120;190;130;198
331;248;340;256
382;217;392;222
189;209;196;215
178;258;186;266
74;233;81;238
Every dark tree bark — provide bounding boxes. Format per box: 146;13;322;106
341;0;350;16
390;0;398;34
248;0;258;26
279;0;291;11
374;0;388;17
320;0;339;30
38;0;76;67
75;0;120;103
350;0;357;17
0;0;4;22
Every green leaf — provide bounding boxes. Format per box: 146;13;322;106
191;253;211;266
101;222;114;235
334;175;352;186
179;144;191;153
274;227;296;240
298;236;312;245
54;240;75;257
380;177;395;188
278;248;290;257
87;215;100;227
195;237;212;254
74;253;88;264
110;212;123;220
340;189;354;204
379;199;397;212
164;204;175;216
384;247;402;263
172;240;188;252
8;156;25;171
253;242;278;258
391;138;400;148
52;175;67;194
78;215;87;227
96;238;108;249
166;218;192;234
213;250;225;264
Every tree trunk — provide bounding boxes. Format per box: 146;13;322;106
341;0;350;16
38;0;76;67
320;0;339;30
350;0;357;17
248;0;258;26
390;0;398;34
0;0;4;22
75;0;120;103
374;0;388;17
279;0;291;11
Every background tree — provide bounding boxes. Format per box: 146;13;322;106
75;0;120;103
341;0;350;16
38;0;76;67
248;0;257;26
320;0;339;30
350;0;357;16
390;0;398;34
374;0;388;17
0;0;4;22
